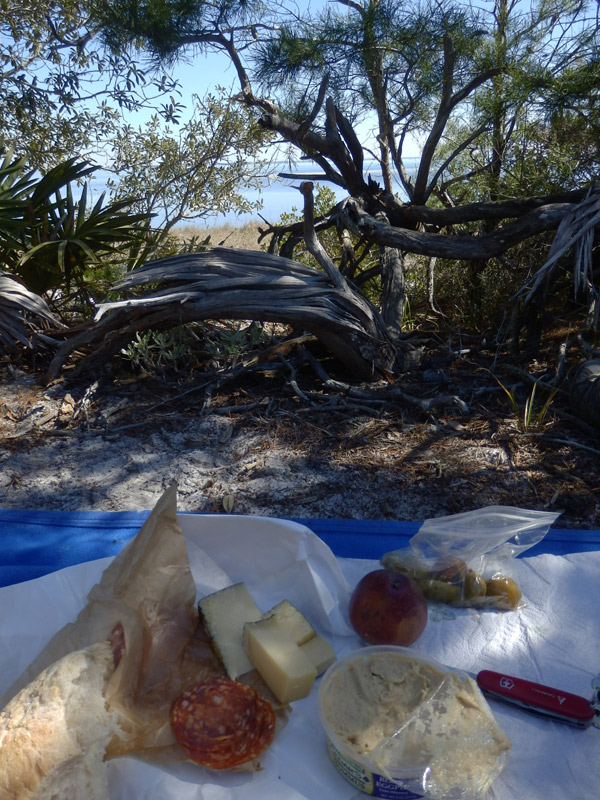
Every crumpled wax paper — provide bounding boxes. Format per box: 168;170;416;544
1;493;599;799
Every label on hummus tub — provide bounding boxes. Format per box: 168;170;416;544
327;741;423;799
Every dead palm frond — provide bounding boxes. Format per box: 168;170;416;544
0;272;60;352
520;184;600;327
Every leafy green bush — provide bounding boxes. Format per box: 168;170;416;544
205;321;270;368
120;327;195;374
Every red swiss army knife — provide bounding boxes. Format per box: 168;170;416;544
469;668;600;728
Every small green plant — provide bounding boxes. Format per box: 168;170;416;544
521;382;560;432
205;321;268;368
522;383;537;431
120;327;192;373
492;371;559;432
400;296;416;332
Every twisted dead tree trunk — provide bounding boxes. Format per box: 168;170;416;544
45;243;401;383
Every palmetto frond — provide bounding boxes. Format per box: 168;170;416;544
0;150;150;298
0;272;60;351
522;185;600;327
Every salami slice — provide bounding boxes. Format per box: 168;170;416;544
171;676;276;769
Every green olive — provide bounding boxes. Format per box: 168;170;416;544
485;575;522;610
417;579;462;605
464;570;487;600
434;559;468;585
380;553;430;581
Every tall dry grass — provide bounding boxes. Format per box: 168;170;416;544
174;221;269;251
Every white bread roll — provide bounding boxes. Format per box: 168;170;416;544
0;641;118;800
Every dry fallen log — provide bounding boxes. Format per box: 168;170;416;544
45;246;405;382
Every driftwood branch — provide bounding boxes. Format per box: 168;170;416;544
45;247;400;382
300;181;348;292
299;347;469;414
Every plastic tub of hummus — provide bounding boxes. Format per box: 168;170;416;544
318;645;511;800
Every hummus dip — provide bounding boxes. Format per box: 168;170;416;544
320;649;511;799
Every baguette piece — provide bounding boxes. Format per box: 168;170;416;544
0;641;118;800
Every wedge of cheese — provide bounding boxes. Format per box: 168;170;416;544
258;600;316;645
198;583;262;679
243;624;317;704
299;634;336;675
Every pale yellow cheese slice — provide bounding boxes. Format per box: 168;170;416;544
198;583;262;679
253;599;316;646
300;634;336;675
243;624;317;703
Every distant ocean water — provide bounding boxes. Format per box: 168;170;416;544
88;157;419;228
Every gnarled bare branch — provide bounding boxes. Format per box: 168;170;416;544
45;247;400;382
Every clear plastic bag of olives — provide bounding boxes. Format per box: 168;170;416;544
381;506;561;610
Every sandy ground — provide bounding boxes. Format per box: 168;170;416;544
0;372;442;519
2;368;599;531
